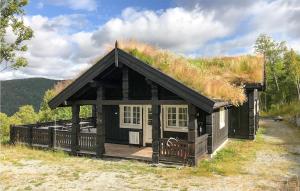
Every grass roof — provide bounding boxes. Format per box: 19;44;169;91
118;41;263;105
53;41;263;106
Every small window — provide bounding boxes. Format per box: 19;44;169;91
164;105;188;132
120;105;142;129
219;108;225;129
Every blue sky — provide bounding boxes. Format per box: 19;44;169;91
2;0;300;80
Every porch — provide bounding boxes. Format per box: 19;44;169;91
9;117;208;165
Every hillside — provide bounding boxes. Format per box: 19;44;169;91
0;78;58;116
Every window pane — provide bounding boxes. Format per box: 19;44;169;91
132;106;140;124
178;107;188;127
124;106;131;124
167;107;176;127
147;107;152;125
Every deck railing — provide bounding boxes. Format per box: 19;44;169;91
195;134;209;158
78;133;97;152
159;138;189;163
10;117;96;153
159;134;208;164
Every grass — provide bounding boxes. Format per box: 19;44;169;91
0;125;292;190
262;101;300;117
118;40;263;105
0;127;269;178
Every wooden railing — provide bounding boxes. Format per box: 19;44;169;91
159;138;189;163
78;133;96;152
13;125;30;144
10;117;96;153
54;130;72;149
195;134;208;158
32;128;49;146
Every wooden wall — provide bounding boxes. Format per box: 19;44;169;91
228;89;259;140
207;107;229;154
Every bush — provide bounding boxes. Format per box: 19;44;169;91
0;113;10;142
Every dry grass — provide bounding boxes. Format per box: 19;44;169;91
52;80;73;96
52;40;263;105
116;40;263;105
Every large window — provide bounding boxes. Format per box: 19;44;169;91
120;105;142;129
164;105;188;132
219;108;225;129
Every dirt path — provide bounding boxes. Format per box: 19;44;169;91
1;119;300;191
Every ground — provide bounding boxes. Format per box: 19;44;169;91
1;119;300;191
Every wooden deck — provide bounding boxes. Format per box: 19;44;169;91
104;143;152;162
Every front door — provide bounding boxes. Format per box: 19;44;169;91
143;106;152;146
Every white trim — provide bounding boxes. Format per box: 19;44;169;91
210;138;228;158
163;105;188;132
119;105;142;129
219;108;225;129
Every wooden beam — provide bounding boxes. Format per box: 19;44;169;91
188;104;197;166
70;99;187;106
96;86;105;157
122;66;129;100
71;104;80;155
151;83;160;163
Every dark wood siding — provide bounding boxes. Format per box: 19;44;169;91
128;68;151;99
228;102;249;139
104;105;129;144
209;108;229;153
229;89;259;140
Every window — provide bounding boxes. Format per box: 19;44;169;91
219;108;225;129
120;105;142;129
164;105;188;132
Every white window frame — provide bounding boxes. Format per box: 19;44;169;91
119;105;142;129
219;108;226;129
163;105;188;132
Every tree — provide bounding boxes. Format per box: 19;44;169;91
39;89;72;122
0;0;33;71
254;34;287;91
39;86;93;122
284;49;300;101
11;105;38;124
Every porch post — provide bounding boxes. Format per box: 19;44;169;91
71;104;80;155
248;91;255;140
151;83;160;163
96;86;105;157
92;105;97;127
188;104;197;166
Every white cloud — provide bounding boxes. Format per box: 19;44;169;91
2;1;300;80
48;0;97;11
92;7;232;53
0;14;101;80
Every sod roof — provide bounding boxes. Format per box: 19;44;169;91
53;41;264;106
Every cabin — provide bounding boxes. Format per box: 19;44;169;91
229;84;263;139
9;42;264;166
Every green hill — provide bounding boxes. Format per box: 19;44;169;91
0;78;58;116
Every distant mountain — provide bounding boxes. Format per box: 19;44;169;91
0;78;58;116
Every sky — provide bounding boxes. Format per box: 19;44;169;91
1;0;300;80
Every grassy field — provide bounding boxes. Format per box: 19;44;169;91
0;121;298;190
